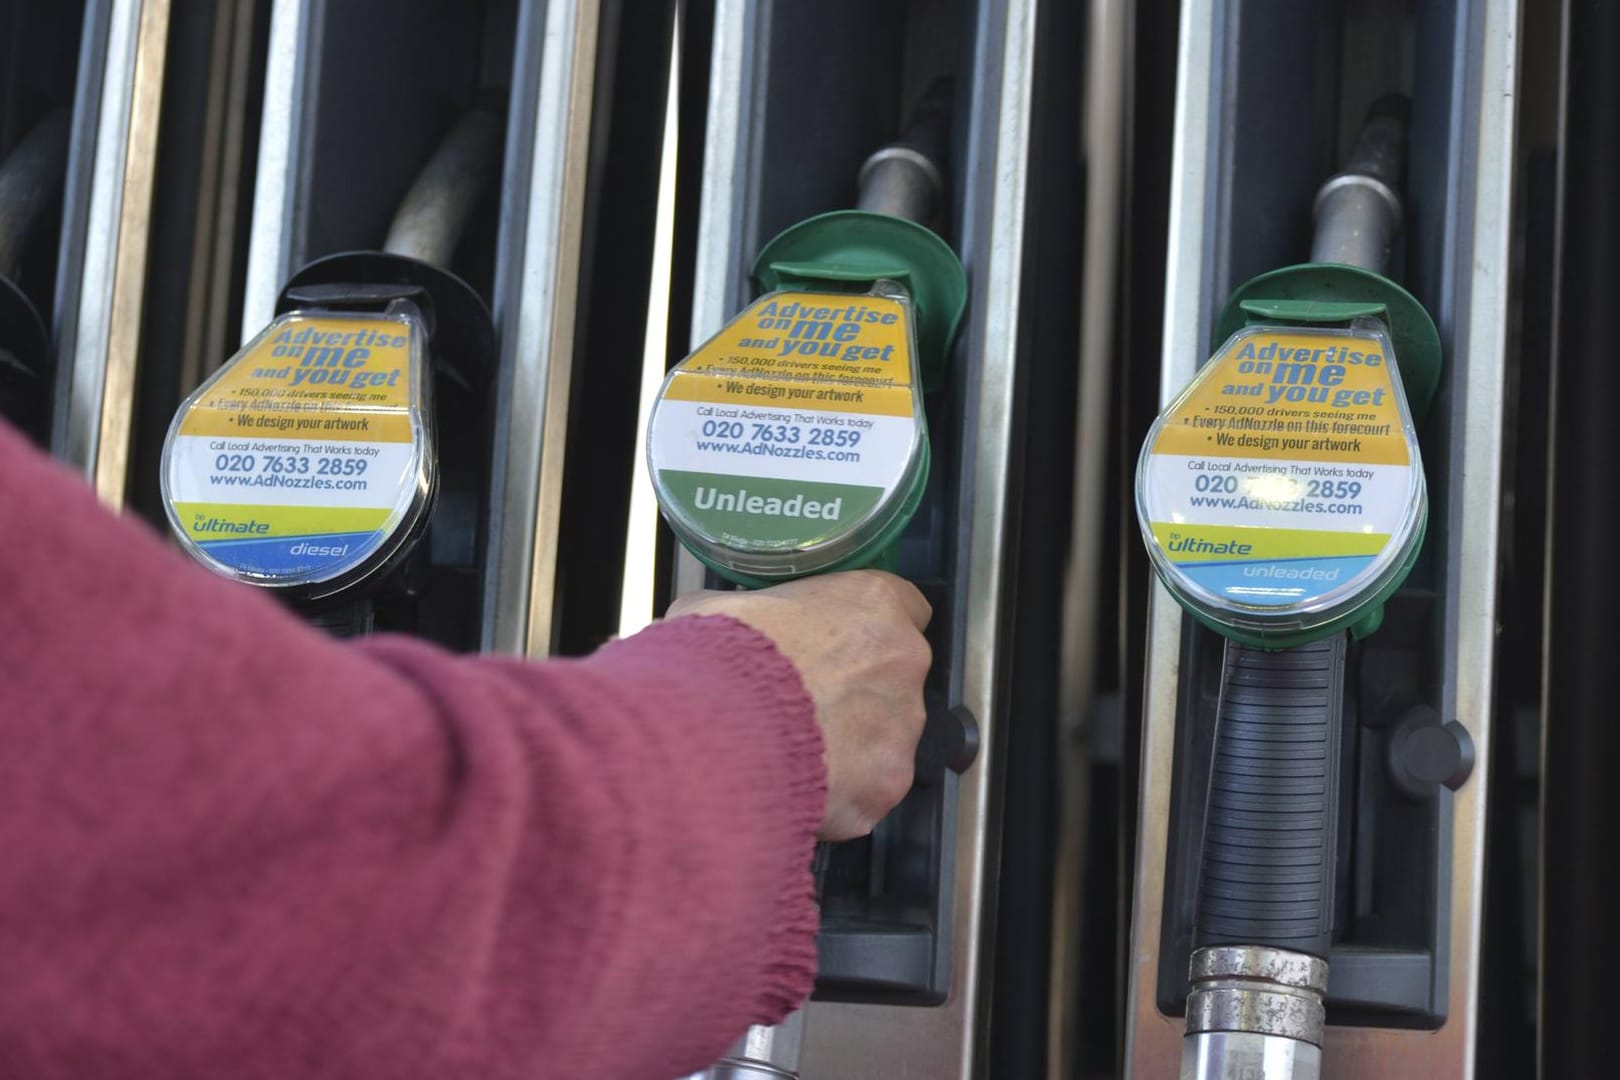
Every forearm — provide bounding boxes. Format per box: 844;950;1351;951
0;423;824;1079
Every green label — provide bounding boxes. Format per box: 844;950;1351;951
656;469;884;549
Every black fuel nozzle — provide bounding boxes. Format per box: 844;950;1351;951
0;110;71;442
162;108;503;641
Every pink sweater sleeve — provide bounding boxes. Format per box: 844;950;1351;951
0;421;825;1080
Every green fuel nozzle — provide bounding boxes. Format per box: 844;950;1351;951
1137;95;1441;648
648;81;968;587
1142;97;1444;1080
675;85;973;1080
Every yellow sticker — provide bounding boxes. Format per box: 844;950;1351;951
1151;327;1410;466
176;315;416;442
1137;323;1425;616
661;291;915;418
646;289;927;570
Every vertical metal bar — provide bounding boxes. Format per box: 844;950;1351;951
1538;1;1619;1072
1050;0;1131;1074
1124;0;1220;1067
239;0;313;337
618;16;684;639
480;0;601;657
672;0;766;601
180;0;259;392
56;0;172;507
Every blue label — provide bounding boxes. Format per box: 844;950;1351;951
198;531;386;579
1177;554;1378;607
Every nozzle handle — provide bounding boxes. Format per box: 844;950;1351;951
1193;636;1345;960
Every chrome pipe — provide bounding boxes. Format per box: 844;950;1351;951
382;108;504;270
1182;946;1327;1080
1310;96;1408;274
854;80;950;225
685;1010;807;1080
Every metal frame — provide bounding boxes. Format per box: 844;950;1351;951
239;0;312;336
53;0;172;506
1123;0;1520;1074
672;0;767;599
1050;0;1131;1073
480;0;601;658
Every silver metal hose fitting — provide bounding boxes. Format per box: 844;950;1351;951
1181;945;1329;1080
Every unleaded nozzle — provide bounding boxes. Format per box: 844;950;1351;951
856;79;952;225
1311;94;1410;275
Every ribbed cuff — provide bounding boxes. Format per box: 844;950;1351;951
614;614;826;1023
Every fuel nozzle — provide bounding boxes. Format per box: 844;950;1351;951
161;108;501;622
0;110;71;443
671;84;965;1080
647;81;966;589
1135;97;1442;1080
1137;96;1437;648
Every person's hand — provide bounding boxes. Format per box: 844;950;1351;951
665;570;932;841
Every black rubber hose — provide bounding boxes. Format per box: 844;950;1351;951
1193;635;1346;959
0;109;72;279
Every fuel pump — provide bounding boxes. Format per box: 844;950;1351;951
652;84;969;1080
1134;99;1441;1080
160;109;501;641
0;110;69;444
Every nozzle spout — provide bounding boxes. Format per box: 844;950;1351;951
856;78;952;225
383;109;504;269
1310;94;1410;274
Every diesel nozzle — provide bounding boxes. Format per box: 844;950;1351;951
162;106;502;638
